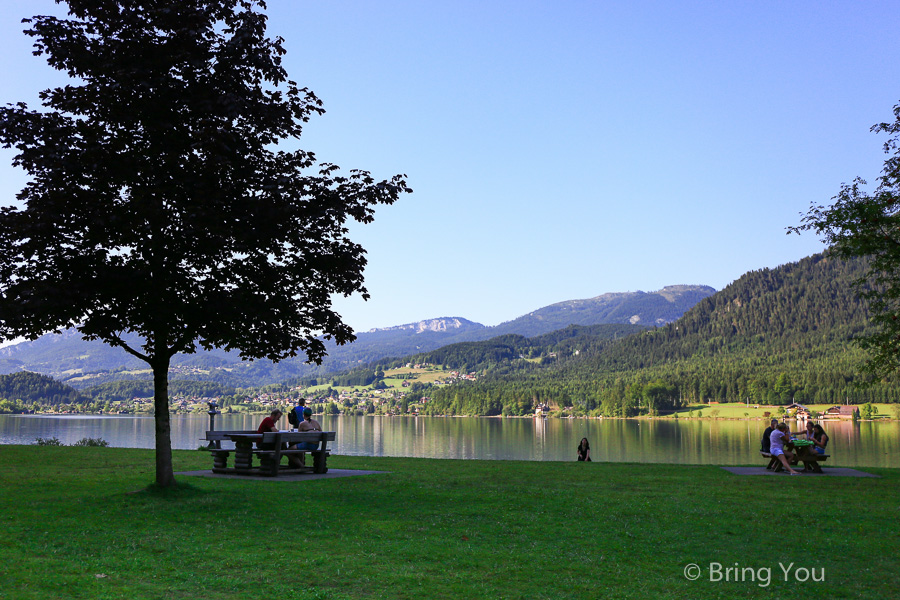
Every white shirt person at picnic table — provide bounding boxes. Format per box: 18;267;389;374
293;407;322;466
769;423;801;475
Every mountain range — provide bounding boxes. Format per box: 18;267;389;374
0;284;715;389
421;253;897;416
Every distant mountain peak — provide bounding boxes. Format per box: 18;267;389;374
365;317;483;335
656;284;717;302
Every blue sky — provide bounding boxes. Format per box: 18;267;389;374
2;1;899;333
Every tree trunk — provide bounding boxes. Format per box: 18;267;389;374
152;354;176;488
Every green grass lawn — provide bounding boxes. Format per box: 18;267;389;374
1;447;897;599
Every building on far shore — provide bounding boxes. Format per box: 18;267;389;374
823;405;860;420
784;402;811;419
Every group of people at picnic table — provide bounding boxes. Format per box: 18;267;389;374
256;400;322;469
761;418;829;475
572;422;830;468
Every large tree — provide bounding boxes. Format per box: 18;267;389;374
0;0;410;487
791;101;900;379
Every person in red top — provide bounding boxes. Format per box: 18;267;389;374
257;409;283;446
256;410;302;468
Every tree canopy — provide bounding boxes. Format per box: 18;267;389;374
0;0;410;486
791;100;900;379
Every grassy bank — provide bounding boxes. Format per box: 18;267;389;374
659;402;899;420
0;447;897;599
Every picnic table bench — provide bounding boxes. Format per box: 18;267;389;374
203;430;335;476
761;443;829;474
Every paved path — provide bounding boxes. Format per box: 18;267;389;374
177;468;389;482
721;466;879;478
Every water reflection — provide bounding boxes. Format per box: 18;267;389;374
0;414;896;467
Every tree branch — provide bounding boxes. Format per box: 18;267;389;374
109;335;150;364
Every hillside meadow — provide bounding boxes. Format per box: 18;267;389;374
662;402;897;420
1;446;897;599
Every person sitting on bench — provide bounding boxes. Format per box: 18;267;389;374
770;423;800;475
295;407;322;466
761;418;778;453
801;420;815;441
257;410;303;469
811;424;829;455
257;409;282;442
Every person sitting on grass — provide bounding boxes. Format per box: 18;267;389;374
811;424;829;455
295;407;323;466
769;423;800;475
577;438;591;461
257;409;303;469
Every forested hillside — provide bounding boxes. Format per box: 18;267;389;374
394;324;645;371
0;372;87;410
85;380;236;404
455;285;715;340
424;254;897;416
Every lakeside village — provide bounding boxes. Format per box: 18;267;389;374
10;357;893;423
5;363;483;418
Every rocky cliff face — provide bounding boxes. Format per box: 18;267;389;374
366;317;482;334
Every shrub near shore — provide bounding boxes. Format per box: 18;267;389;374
1;446;897;599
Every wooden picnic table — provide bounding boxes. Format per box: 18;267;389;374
790;441;829;473
760;439;829;473
204;430;336;477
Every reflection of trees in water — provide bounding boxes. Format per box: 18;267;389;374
1;415;897;466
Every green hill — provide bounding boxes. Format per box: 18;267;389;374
396;324;646;371
0;371;87;410
424;254;897;416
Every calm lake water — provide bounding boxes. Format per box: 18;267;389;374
1;414;897;467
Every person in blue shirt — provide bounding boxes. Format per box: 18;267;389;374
288;399;307;428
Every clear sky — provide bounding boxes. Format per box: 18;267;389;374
2;1;899;333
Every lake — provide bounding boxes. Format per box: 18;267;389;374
1;414;897;467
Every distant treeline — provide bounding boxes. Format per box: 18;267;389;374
85;380;236;403
0;371;87;406
0;371;242;412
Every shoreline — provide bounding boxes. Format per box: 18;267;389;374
9;411;891;423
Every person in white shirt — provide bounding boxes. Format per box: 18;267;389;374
769;423;800;475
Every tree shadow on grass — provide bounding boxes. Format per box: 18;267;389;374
126;481;209;500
